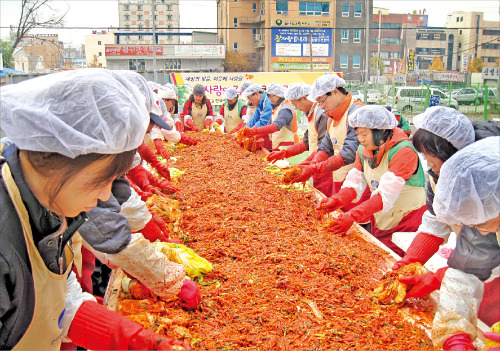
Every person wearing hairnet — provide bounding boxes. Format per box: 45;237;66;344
0;69;186;350
393;106;500;328
267;83;333;196
230;81;258;134
291;74;368;210
241;83;273;130
384;106;411;136
243;83;299;151
215;87;247;133
318;105;427;256
181;84;214;132
398;137;500;350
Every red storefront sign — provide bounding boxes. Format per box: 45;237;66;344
105;46;163;56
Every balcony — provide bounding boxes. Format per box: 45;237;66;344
254;34;265;48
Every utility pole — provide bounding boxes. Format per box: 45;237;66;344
152;0;157;82
377;10;382;85
363;0;370;98
309;29;313;72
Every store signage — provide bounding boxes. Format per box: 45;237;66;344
105;46;163;56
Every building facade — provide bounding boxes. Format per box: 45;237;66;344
84;30;117;68
9;33;64;72
118;0;181;45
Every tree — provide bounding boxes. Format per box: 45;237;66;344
468;58;484;73
1;40;15;69
87;54;102;68
370;55;385;76
11;0;68;50
429;56;445;71
222;51;260;72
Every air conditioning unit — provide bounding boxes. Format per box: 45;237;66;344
255;34;262;41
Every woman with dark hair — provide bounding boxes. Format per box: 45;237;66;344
180;84;215;132
0;69;184;350
318;105;427;256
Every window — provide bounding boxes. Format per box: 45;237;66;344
459;30;462;35
460;16;463;21
407;15;412;20
354;3;361;17
124;5;129;10
456;17;459;22
129;59;145;71
125;15;130;20
458;43;461;48
341;29;349;43
233;17;238;28
342;2;349;17
98;40;102;45
252;3;257;12
161;0;165;3
252;28;257;38
483;29;500;36
276;1;288;14
167;5;172;11
138;35;143;40
138;5;143;11
167;15;172;20
299;2;329;15
371;37;401;45
353;55;360;68
234;0;237;2
340;54;348;68
138;15;143;20
98;52;102;57
165;59;181;70
138;24;143;29
125;25;130;29
125;35;130;40
234;42;238;52
353;30;361;43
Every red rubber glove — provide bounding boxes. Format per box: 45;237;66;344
311;154;345;174
243;126;258;138
230;121;246;134
316;188;357;212
151;213;170;237
215;117;224;125
156;179;180;193
68;301;186;350
175;121;184;132
179;133;197;146
204;119;211;130
299;149;329;167
125;176;153;201
328;193;384;235
393;232;445;270
254;137;264;151
140;218;168;242
253;123;279;137
267;150;287;163
154;139;171;160
291;165;315;183
267;142;308;163
177;279;201;310
300;150;318;166
442;333;475;350
399;266;448;298
137;144;171;180
154;162;171;181
185;119;199;132
128;165;152;192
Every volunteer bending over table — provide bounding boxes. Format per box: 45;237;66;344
243;83;299;151
267;83;332;196
319;105;426;256
399;137;500;350
0;69;183;350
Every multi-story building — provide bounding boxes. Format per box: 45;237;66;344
446;11;500;71
218;0;348;73
10;32;64;72
84;30;117;68
118;0;180;45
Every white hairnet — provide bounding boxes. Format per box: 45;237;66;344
147;81;160;92
158;86;177;100
285;83;311;101
348;105;398;130
308;74;346;101
110;70;162;116
1;69;149;158
413;106;475;150
267;83;286;98
242;83;262;100
239;81;253;93
164;83;178;96
223;87;238;100
434;136;500;226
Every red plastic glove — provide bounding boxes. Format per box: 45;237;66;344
156;179;180;193
267;142;308;163
252;123;279;137
179;133;197;146
230;121;246;134
128;165;152;192
300;151;318;166
328;193;384;235
254;138;264;151
267;150;287;163
185;119;199;132
175;121;184;132
291;165;315;183
154;162;171;181
393;232;445;270
140;218;168;242
204;119;211;130
154;139;171;160
68;300;186;350
399;266;448;298
215;117;224;125
316;188;357;212
442;333;475;350
177;279;201;309
243;126;258;138
313;154;345;174
151;213;170;237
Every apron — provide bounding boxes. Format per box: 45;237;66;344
224;100;244;133
191;103;208;131
307;102;320;153
271;100;298;150
428;174;463;235
327;99;355;182
362;143;426;231
1;164;74;350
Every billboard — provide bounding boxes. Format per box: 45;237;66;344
174;45;225;58
407;49;415;72
271;27;333;63
168;72;342;106
105;46;163;56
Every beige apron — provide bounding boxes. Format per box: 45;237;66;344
364;152;426;231
2;164;74;350
224;101;243;133
271;100;298;149
428;173;463;235
307;102;320;153
328;98;355;182
191;103;208;131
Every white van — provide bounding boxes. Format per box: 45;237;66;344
386;86;459;113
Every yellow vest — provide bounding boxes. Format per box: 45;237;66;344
307;102;321;153
363;152;426;230
191;103;208;131
271;100;298;150
2;164;74;350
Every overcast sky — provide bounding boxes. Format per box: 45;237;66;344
0;0;498;46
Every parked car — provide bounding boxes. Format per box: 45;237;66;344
451;87;480;105
366;89;383;104
386;86;459;113
351;90;365;102
478;88;498;104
